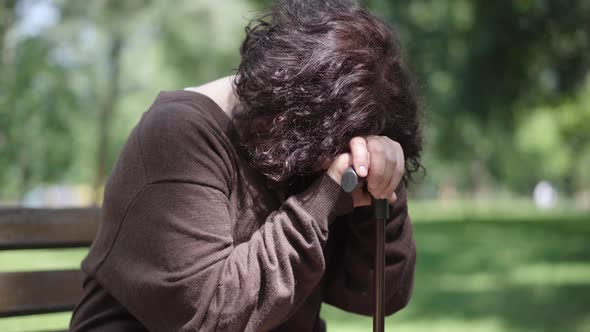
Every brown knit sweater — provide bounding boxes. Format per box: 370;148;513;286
69;90;416;332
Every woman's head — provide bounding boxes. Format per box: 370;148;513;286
232;0;423;189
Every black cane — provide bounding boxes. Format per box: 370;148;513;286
342;166;389;332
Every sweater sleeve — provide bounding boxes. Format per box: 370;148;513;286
323;181;416;316
94;101;354;331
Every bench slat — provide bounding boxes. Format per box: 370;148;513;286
0;208;100;249
0;270;85;317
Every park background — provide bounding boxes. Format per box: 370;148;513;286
0;0;589;331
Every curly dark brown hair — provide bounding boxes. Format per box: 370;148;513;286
231;0;423;191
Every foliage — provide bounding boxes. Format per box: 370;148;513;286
367;0;590;195
0;0;252;201
0;0;589;201
0;1;80;198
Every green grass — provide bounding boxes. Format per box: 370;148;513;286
407;198;588;222
322;216;590;332
1;215;589;332
0;248;88;273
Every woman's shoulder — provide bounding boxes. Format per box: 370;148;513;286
136;89;237;189
146;89;231;131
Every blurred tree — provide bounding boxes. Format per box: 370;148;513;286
1;0;253;203
60;0;152;203
366;0;590;194
1;0;589;203
157;0;252;86
0;0;79;200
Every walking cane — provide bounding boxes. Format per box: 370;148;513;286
342;166;389;332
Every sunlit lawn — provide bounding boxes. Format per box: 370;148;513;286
322;215;590;332
1;208;589;332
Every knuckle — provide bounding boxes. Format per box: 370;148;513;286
350;136;366;148
367;140;383;154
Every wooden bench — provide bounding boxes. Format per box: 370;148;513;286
0;208;100;330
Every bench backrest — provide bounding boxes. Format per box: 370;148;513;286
0;208;100;318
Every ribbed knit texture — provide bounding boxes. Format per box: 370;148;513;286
69;90;416;332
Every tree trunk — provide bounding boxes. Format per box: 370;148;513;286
92;35;123;204
0;0;17;65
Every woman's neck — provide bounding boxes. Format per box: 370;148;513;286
186;75;239;119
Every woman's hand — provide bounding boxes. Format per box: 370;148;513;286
324;136;405;208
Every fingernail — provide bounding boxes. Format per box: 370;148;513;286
359;165;367;177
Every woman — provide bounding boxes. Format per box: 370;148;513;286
69;0;422;331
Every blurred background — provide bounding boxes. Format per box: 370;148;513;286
0;0;589;331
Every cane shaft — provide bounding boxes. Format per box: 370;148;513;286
373;196;389;332
374;212;386;331
341;168;389;332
